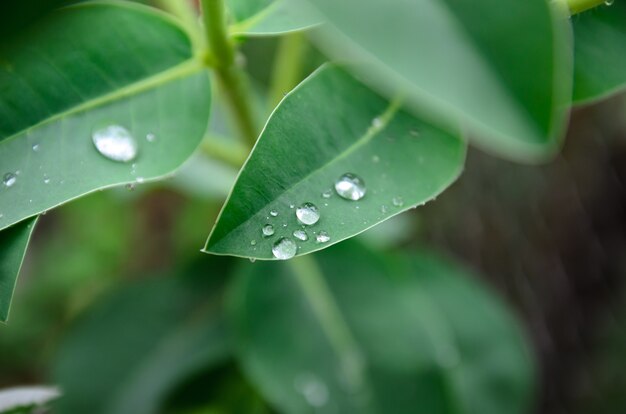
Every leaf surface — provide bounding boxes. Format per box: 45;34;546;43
573;2;626;103
0;1;211;232
231;242;534;414
204;65;465;259
228;0;321;36
287;0;572;161
0;217;37;322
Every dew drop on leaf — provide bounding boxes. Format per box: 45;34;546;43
296;202;320;225
316;231;330;243
262;224;275;237
605;0;614;5
294;372;329;407
3;172;17;187
272;237;297;260
334;173;366;201
321;189;333;199
32;144;40;152
293;229;308;241
92;125;138;163
270;209;279;217
392;196;404;207
146;133;156;142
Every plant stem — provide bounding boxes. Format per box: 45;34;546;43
200;0;259;148
268;32;307;110
199;135;249;168
564;0;607;14
288;255;366;392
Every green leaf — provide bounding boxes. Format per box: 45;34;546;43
231;241;534;414
287;0;572;161
52;261;232;414
0;217;38;323
229;0;322;36
0;1;211;232
572;2;626;104
204;65;465;259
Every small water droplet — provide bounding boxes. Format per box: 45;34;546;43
316;231;330;243
270;209;279;217
605;0;614;5
250;240;257;246
262;224;275;237
294;373;329;407
371;155;380;163
125;183;135;191
321;189;333;199
32;144;40;152
272;237;297;260
293;229;308;241
335;173;366;201
372;117;383;128
136;177;145;184
409;129;420;137
249;257;256;263
381;205;388;214
146;133;156;142
43;177;50;184
0;213;3;219
289;204;295;209
296;202;320;225
92;125;138;163
3;172;17;187
392;196;404;207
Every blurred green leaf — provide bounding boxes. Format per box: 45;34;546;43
204;65;465;259
229;0;322;37
0;218;37;323
231;241;534;414
0;1;211;232
288;0;572;161
53;261;232;414
572;2;626;104
0;386;60;414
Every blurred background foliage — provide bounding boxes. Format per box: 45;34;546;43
1;1;626;414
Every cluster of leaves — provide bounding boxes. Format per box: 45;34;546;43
0;0;625;412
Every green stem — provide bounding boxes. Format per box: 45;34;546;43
564;0;607;14
199;135;249;168
288;255;366;392
200;0;259;148
268;32;307;110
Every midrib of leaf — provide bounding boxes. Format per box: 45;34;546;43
205;75;401;251
288;256;375;410
0;58;205;146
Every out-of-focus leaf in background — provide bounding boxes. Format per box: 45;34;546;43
231;241;534;414
572;1;626;104
205;65;465;259
286;0;572;161
0;218;38;322
228;0;322;36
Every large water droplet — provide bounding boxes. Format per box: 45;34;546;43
334;173;366;201
92;125;138;163
316;231;330;243
272;237;297;260
262;224;275;237
294;373;329;407
293;229;308;241
3;172;16;187
296;202;320;225
270;209;279;217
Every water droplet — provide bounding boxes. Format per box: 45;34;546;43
43;177;50;184
146;133;156;142
321;189;333;199
0;213;3;219
409;129;420;137
381;205;388;214
32;144;40;152
3;172;16;187
371;155;380;163
289;204;295;209
272;237;297;260
270;209;279;217
294;373;329;407
136;177;145;184
296;202;320;225
293;229;308;241
372;117;383;128
249;257;256;263
92;124;138;163
262;224;275;237
392;196;404;207
250;240;257;246
334;173;366;201
316;231;330;243
125;183;135;191
605;0;614;5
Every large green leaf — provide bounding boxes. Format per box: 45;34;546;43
204;65;465;260
52;261;232;414
0;217;37;323
287;0;572;161
229;0;322;36
0;1;211;232
572;2;626;104
231;241;534;414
